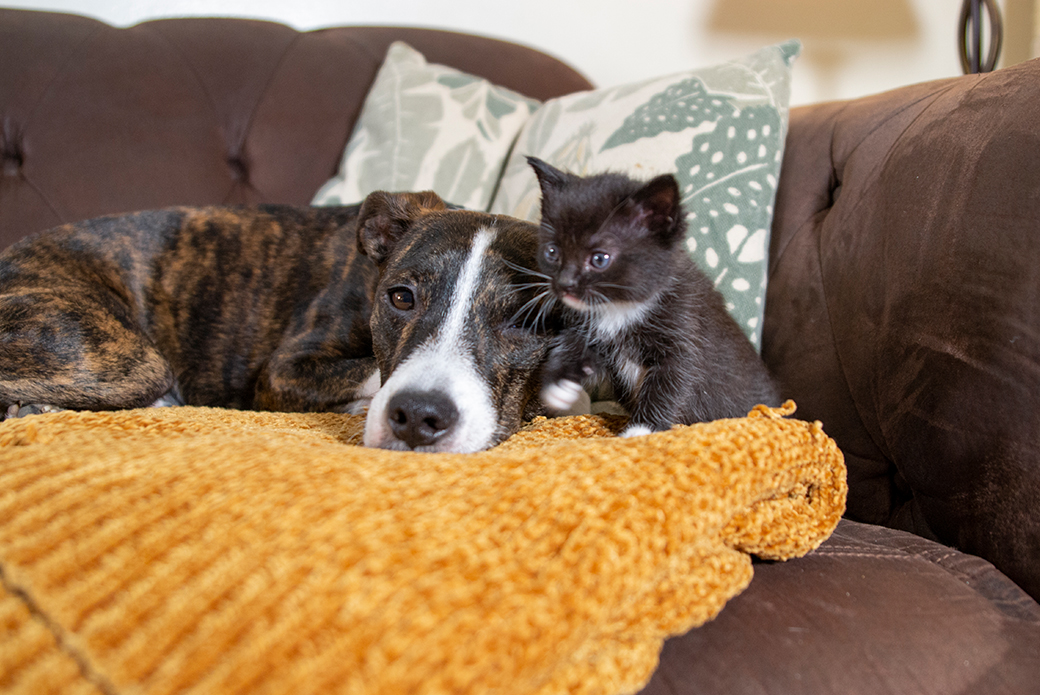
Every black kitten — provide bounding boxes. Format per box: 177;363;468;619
526;157;780;437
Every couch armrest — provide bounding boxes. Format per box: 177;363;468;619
763;58;1040;599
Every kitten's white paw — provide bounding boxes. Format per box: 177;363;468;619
562;388;591;416
619;423;654;438
542;379;585;413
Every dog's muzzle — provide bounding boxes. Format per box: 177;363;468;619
385;389;459;449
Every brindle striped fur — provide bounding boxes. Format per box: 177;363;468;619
0;192;554;440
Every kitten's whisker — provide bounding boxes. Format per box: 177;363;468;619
577;299;597;336
509;290;550;327
509;292;545;325
534;294;557;335
518;291;553;336
586;289;614;308
508;287;561;335
504;280;551;296
595;281;637;291
502;257;552;281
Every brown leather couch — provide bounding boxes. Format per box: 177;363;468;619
2;9;1038;693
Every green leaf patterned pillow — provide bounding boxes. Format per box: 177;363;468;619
312;42;540;211
489;41;801;349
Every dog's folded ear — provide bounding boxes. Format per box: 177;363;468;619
357;191;447;264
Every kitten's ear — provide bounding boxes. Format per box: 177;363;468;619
356;190;446;264
630;174;684;240
526;156;571;193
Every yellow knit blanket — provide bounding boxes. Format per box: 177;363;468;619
0;402;845;695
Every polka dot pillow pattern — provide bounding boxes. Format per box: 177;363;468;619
489;41;801;348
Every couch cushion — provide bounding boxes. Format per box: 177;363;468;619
490;41;800;349
640;519;1040;695
763;58;1040;599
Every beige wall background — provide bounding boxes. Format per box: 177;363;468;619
6;0;1038;105
1035;0;1040;56
1003;0;1039;64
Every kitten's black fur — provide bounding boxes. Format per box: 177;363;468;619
526;157;780;436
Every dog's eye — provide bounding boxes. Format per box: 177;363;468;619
589;252;611;270
389;287;415;311
543;244;560;265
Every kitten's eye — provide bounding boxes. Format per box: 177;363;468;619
543;244;560;265
590;252;612;270
388;287;415;311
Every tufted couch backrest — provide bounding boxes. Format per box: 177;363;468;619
0;9;592;248
763;60;1040;598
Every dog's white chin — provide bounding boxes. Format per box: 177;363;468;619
364;434;491;454
365;366;501;454
363;346;498;454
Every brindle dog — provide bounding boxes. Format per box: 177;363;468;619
0;192;555;452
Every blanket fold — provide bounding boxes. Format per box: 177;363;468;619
0;402;845;695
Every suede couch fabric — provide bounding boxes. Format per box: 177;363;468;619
641;519;1040;695
763;60;1040;600
1;9;1039;693
0;9;592;248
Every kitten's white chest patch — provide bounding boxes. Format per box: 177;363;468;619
617;358;646;393
591;300;652;341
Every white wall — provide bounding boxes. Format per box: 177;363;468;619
5;0;1030;105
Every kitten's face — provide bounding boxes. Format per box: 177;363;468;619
528;158;685;313
537;206;646;311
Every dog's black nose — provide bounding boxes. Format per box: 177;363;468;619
386;390;459;449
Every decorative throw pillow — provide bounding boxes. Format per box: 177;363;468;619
489;41;801;348
312;42;540;211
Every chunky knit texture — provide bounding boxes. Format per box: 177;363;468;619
0;402;845;695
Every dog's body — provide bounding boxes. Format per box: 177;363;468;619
0;192;553;452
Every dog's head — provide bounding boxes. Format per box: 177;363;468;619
357;191;556;453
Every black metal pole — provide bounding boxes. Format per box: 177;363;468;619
971;0;982;73
959;0;1003;74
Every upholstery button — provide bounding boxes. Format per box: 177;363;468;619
2;148;22;176
227;155;248;182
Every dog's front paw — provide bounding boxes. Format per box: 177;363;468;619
3;402;64;420
338;398;372;415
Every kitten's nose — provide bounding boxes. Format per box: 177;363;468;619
556;267;580;294
555;280;577;295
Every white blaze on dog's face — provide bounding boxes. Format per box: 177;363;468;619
357;192;553;453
